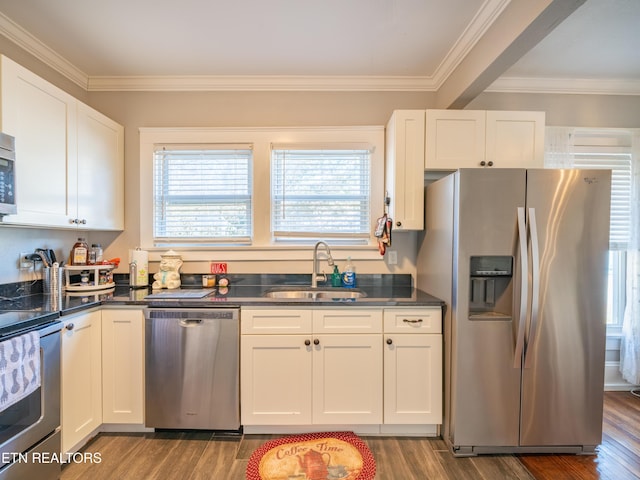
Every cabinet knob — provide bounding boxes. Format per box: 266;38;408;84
386;338;393;345
80;219;87;224
396;221;402;227
480;161;486;167
313;338;320;346
65;323;75;331
304;339;311;346
487;161;494;167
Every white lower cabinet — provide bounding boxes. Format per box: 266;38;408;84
61;309;102;454
61;307;145;454
241;306;442;433
241;333;313;425
101;308;144;424
241;308;383;427
383;308;443;425
312;333;382;424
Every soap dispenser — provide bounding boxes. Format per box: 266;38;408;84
342;257;356;288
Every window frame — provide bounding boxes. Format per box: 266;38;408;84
544;127;635;329
270;144;373;242
139;126;385;261
152;144;254;246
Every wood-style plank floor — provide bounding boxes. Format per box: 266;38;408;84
61;391;640;480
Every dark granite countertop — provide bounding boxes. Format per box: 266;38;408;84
104;273;444;309
0;274;444;320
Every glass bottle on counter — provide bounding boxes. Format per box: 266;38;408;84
89;244;103;264
70;238;89;265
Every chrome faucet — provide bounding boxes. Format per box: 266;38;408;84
312;241;334;288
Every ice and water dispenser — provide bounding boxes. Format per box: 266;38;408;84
469;256;513;320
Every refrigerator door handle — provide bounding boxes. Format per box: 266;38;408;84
514;207;528;368
524;207;541;369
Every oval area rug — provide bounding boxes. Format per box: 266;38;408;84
246;431;376;480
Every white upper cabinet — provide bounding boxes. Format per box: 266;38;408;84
0;55;124;230
0;55;78;227
385;110;426;231
77;102;124;230
425;109;545;170
485;110;545;168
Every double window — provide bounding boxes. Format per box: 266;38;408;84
140;127;384;252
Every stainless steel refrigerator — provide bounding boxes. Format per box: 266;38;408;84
417;168;611;456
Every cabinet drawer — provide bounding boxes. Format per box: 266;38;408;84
383;308;442;334
313;309;382;334
241;308;312;334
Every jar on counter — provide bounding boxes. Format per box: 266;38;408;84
89;244;103;264
70;238;89;265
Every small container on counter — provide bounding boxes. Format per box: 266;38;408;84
202;275;216;287
70;237;89;265
88;244;103;264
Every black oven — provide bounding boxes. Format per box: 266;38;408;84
0;314;61;480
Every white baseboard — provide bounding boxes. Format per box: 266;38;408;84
605;361;639;391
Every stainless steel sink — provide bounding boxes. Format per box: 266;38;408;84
263;287;366;300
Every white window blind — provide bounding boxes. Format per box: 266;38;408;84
271;145;371;240
153;145;252;244
570;131;633;250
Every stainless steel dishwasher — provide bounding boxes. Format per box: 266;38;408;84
144;308;240;430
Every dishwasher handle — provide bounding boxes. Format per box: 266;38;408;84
179;318;203;326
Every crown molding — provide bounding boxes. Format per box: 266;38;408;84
87;74;438;92
431;0;511;88
487;76;640;96
2;9;638;96
0;12;88;89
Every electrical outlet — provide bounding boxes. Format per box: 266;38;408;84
18;252;33;269
387;250;398;266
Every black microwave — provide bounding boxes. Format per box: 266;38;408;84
0;132;16;216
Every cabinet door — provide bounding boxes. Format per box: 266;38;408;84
485;111;545;168
425;109;485;170
312;334;382;424
385;110;425;230
384;334;442;424
101;309;144;424
77;103;124;230
61;309;102;454
241;334;312;425
0;55;78;228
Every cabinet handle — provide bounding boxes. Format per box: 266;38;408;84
480;161;486;167
304;339;311;346
396;221;402;227
386;338;393;345
65;323;75;331
402;318;423;324
487;161;494;167
313;339;320;346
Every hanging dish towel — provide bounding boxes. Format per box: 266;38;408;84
0;331;40;412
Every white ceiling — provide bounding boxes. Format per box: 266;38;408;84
0;0;638;97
